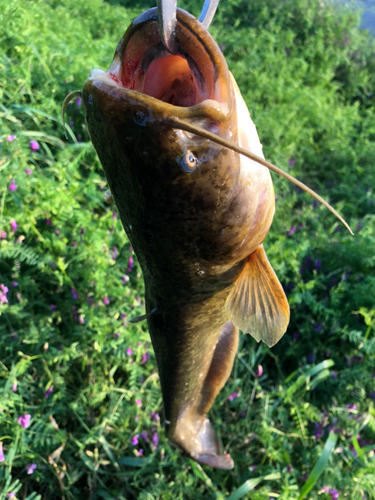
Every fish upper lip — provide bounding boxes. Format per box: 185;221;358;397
86;69;229;121
85;8;232;122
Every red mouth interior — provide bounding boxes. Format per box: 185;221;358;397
142;56;198;107
108;18;218;108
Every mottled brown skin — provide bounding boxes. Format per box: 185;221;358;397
82;8;274;469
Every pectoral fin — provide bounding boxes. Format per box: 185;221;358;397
225;245;289;347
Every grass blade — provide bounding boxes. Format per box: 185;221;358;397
227;478;263;500
298;431;338;500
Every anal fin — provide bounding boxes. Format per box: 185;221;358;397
225;245;290;347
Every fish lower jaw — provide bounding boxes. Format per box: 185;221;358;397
88;69;121;88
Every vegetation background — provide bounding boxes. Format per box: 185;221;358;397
0;0;375;498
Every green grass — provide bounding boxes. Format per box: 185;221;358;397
0;0;375;498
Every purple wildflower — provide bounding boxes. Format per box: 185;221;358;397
69;120;74;127
152;432;159;446
288;158;296;166
45;219;52;225
142;353;150;364
17;414;31;428
71;288;79;300
122;274;130;285
7;494;16;498
136;399;142;408
127;348;133;355
11;282;18;287
287;465;293;472
10;219;17;233
138;448;144;456
228;392;238;401
103;296;110;305
9;180;18;192
72;241;77;247
0;231;6;239
150;412;159;422
140;432;149;442
287;226;296;235
45;387;53;398
111;247;118;260
7;135;16;142
50;304;57;311
257;364;263;377
76;97;82;106
12;383;17;392
26;463;37;475
329;488;339;499
127;256;134;273
0;442;4;462
30;140;40;151
131;434;139;446
25;168;32;175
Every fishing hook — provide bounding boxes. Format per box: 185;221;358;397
157;0;220;53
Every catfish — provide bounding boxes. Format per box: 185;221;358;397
64;7;352;469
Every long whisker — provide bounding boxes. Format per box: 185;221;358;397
166;116;354;236
62;90;82;138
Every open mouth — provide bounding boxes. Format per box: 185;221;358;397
88;8;229;115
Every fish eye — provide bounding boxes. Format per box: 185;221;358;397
181;151;198;172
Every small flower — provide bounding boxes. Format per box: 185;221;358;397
138;448;144;456
257;364;263;377
11;282;18;287
0;231;7;239
140;432;149;442
0;284;8;294
127;256;134;273
122;274;130;285
30;140;40;151
136;399;142;408
152;433;159;446
0;293;8;304
150;412;159;422
50;304;57;311
76;97;82;106
45;219;52;225
287;226;296;235
10;219;18;233
17;414;31;428
0;442;5;462
111;247;118;260
9;180;18;192
72;241;77;247
7;135;16;142
26;463;37;475
103;296;110;305
127;348;133;355
131;434;139;446
228;392;238;402
8;494;16;498
12;383;17;392
45;387;53;399
25;168;32;175
288;157;296;166
71;288;79;300
142;353;150;364
69;120;74;127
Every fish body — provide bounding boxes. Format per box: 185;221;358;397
82;7;289;469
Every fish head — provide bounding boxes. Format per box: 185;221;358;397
82;7;274;269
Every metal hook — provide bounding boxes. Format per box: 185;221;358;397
198;0;220;28
157;0;220;53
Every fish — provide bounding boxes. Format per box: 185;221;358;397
63;6;352;469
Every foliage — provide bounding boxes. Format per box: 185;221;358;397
0;0;374;498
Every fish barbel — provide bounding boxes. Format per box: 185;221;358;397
64;6;352;469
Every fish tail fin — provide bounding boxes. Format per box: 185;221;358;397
225;245;290;347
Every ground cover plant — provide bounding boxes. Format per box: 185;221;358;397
0;0;375;498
